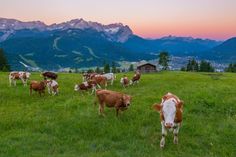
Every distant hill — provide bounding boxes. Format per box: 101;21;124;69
207;37;236;62
0;17;228;70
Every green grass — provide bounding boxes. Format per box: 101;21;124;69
0;72;235;157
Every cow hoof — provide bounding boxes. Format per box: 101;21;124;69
174;138;178;144
160;140;165;149
160;144;164;149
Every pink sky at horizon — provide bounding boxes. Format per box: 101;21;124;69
1;0;236;40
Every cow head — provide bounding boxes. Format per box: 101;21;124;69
153;99;183;128
122;95;132;107
25;72;31;79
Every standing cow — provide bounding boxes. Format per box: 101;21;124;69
29;80;47;96
82;72;97;82
42;71;58;80
120;75;129;88
102;73;116;85
46;80;59;95
130;71;141;85
74;80;97;95
95;89;132;116
9;71;31;86
91;75;107;89
153;92;184;148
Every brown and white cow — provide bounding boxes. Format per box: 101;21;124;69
82;72;98;81
9;71;31;86
95;89;132;116
120;75;129;88
42;71;58;80
153;92;184;148
46;80;59;95
130;71;141;85
102;73;116;85
91;75;107;89
74;80;97;94
30;80;47;96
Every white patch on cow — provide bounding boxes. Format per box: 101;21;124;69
120;78;124;84
162;98;177;127
51;80;58;87
83;82;89;87
102;73;115;85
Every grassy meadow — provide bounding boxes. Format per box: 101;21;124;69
0;71;235;157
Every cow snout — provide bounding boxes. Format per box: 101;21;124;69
165;122;174;128
126;103;130;107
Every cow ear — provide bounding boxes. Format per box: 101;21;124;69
153;103;162;111
177;101;184;109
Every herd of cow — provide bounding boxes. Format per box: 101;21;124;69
7;71;184;148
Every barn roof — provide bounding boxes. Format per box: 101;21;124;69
137;62;156;68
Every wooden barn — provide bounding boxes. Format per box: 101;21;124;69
137;63;157;73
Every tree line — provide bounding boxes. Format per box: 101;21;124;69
0;48;10;71
1;47;236;73
181;58;215;72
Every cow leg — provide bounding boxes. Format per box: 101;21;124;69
39;91;41;96
91;86;96;95
9;77;12;86
30;87;32;96
21;78;26;86
25;79;28;86
111;79;113;85
47;86;51;94
116;108;119;117
173;123;180;144
14;80;16;86
99;102;105;116
160;121;167;148
105;82;107;89
97;84;101;89
55;89;59;95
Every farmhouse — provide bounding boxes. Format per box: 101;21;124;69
137;63;157;73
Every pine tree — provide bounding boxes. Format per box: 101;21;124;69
75;68;79;73
158;52;170;70
225;63;236;72
129;64;134;72
0;48;10;71
111;62;117;73
104;63;110;73
95;66;101;73
194;61;199;72
199;60;214;72
186;59;191;71
180;67;186;71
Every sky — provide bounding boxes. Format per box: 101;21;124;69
0;0;236;40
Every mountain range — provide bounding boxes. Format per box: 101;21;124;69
0;17;235;70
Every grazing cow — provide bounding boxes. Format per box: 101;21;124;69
153;92;184;148
95;89;132;116
130;71;141;85
30;80;47;96
74;80;97;94
46;80;59;95
120;75;129;87
102;73;116;85
9;71;31;86
42;71;58;80
82;72;98;81
92;75;107;89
